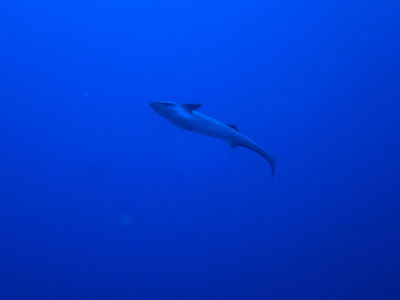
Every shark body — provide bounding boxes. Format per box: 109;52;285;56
150;102;275;177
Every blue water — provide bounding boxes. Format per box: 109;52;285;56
1;1;399;299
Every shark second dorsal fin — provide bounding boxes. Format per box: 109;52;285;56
227;124;240;131
182;104;202;112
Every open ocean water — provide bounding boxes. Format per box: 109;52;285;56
1;1;399;299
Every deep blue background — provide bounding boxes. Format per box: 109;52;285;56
1;0;399;299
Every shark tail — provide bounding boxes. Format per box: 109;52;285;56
257;149;276;181
234;142;276;181
270;157;276;182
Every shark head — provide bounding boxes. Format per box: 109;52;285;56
149;101;178;118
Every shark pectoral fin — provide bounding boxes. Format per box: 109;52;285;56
182;104;202;112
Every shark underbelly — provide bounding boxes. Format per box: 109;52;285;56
173;112;236;141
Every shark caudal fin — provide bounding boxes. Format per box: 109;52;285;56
229;141;276;181
257;150;276;181
271;157;276;182
254;148;275;180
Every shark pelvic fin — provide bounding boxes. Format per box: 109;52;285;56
229;141;238;148
182;103;202;112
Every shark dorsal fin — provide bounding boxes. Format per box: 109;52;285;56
182;103;202;112
227;123;240;131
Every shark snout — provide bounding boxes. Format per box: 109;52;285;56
149;102;157;110
149;102;164;113
149;101;177;117
150;101;175;107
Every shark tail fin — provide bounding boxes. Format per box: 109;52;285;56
271;157;276;182
231;142;276;182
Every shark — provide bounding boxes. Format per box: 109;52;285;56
150;102;276;178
